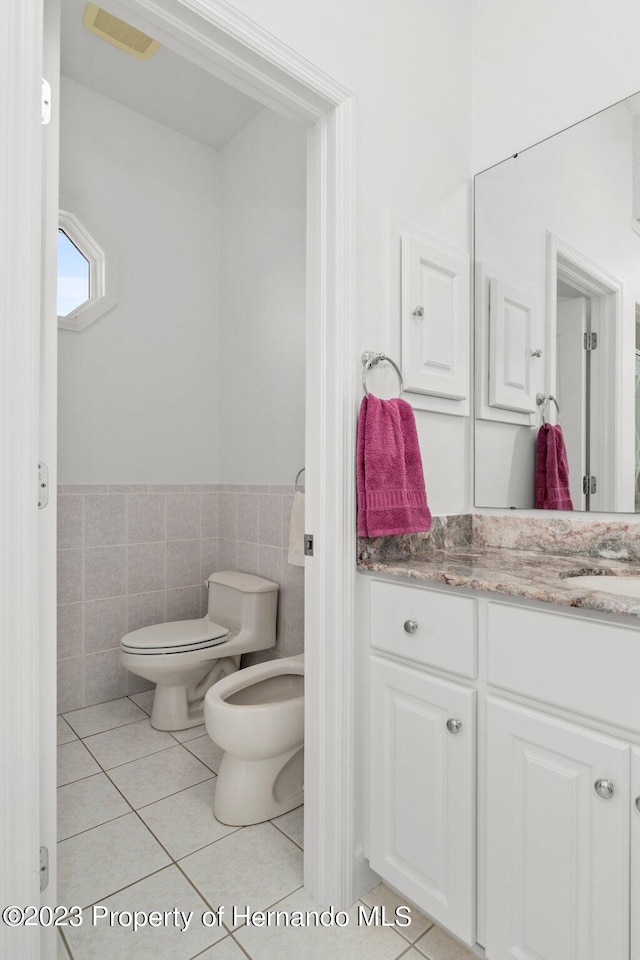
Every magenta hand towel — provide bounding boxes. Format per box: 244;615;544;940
357;394;432;537
535;423;573;510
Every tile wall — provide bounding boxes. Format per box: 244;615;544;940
57;484;305;713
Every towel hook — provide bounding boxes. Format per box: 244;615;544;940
361;351;404;397
294;467;305;492
536;392;561;425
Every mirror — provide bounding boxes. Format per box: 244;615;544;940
474;92;640;512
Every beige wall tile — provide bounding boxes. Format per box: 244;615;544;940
84;545;127;600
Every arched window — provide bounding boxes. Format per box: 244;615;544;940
57;208;118;331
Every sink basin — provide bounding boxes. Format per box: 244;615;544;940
564;575;640;599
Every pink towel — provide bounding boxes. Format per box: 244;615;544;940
535;423;573;510
357;394;432;537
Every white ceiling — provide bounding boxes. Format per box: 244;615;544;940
60;0;264;151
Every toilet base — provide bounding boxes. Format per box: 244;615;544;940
151;685;206;731
213;745;304;825
149;657;239;731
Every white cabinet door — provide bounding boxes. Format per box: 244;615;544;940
486;697;630;960
489;277;538;413
401;235;469;405
632;747;640;960
370;656;476;944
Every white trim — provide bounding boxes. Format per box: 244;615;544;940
1;2;44;957
303;97;359;905
40;3;62;956
546;233;625;511
48;0;358;913
57;207;119;331
96;0;349;119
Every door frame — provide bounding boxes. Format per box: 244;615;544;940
4;2;359;956
1;4;46;960
546;233;625;510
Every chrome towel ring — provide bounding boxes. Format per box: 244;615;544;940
294;467;305;492
536;392;561;425
361;351;404;397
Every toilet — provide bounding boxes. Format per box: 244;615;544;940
204;654;304;826
120;571;278;731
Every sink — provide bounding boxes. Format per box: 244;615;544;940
564;575;640;599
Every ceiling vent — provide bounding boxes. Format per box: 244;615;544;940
82;3;160;60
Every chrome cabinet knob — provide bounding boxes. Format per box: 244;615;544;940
446;718;462;735
635;796;640;813
594;779;614;799
403;620;418;635
412;305;425;318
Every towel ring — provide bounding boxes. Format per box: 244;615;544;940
362;351;404;397
536;392;561;425
294;467;305;492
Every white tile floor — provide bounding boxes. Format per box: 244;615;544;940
56;695;477;960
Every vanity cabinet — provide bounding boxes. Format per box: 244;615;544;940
364;574;640;959
368;579;477;945
632;749;640;960
485;697;630;960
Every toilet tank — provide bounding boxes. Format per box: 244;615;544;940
206;571;278;652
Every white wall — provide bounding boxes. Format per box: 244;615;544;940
472;0;640;172
218;109;307;485
221;0;473;516
58;77;220;483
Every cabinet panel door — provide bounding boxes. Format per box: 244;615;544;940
401;235;469;403
370;657;475;944
486;697;630;960
489;277;537;413
632;747;640;960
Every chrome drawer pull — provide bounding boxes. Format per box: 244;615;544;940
446;718;462;735
635;796;640;813
594;779;614;800
403;620;418;635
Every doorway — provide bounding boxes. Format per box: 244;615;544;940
0;1;359;957
54;10;309;953
548;235;624;511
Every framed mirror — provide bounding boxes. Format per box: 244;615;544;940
474;91;640;512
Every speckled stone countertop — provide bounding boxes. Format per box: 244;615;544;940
357;514;640;619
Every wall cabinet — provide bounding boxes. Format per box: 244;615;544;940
369;656;475;943
365;575;640;959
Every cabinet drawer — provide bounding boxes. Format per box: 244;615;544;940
370;579;477;678
487;602;640;733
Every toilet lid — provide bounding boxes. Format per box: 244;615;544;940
121;618;229;655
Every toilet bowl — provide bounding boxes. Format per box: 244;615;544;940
204;654;304;826
120;571;278;731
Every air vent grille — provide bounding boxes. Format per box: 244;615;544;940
82;4;160;59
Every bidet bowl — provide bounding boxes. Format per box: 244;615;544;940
204;655;304;760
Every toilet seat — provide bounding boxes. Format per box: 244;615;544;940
121;618;229;656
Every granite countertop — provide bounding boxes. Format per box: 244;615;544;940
356;514;640;619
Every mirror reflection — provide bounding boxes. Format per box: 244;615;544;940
474;92;640;512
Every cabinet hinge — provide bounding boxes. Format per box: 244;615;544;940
40;846;49;892
41;78;52;126
303;534;314;557
582;475;597;495
38;462;49;509
583;332;598;351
